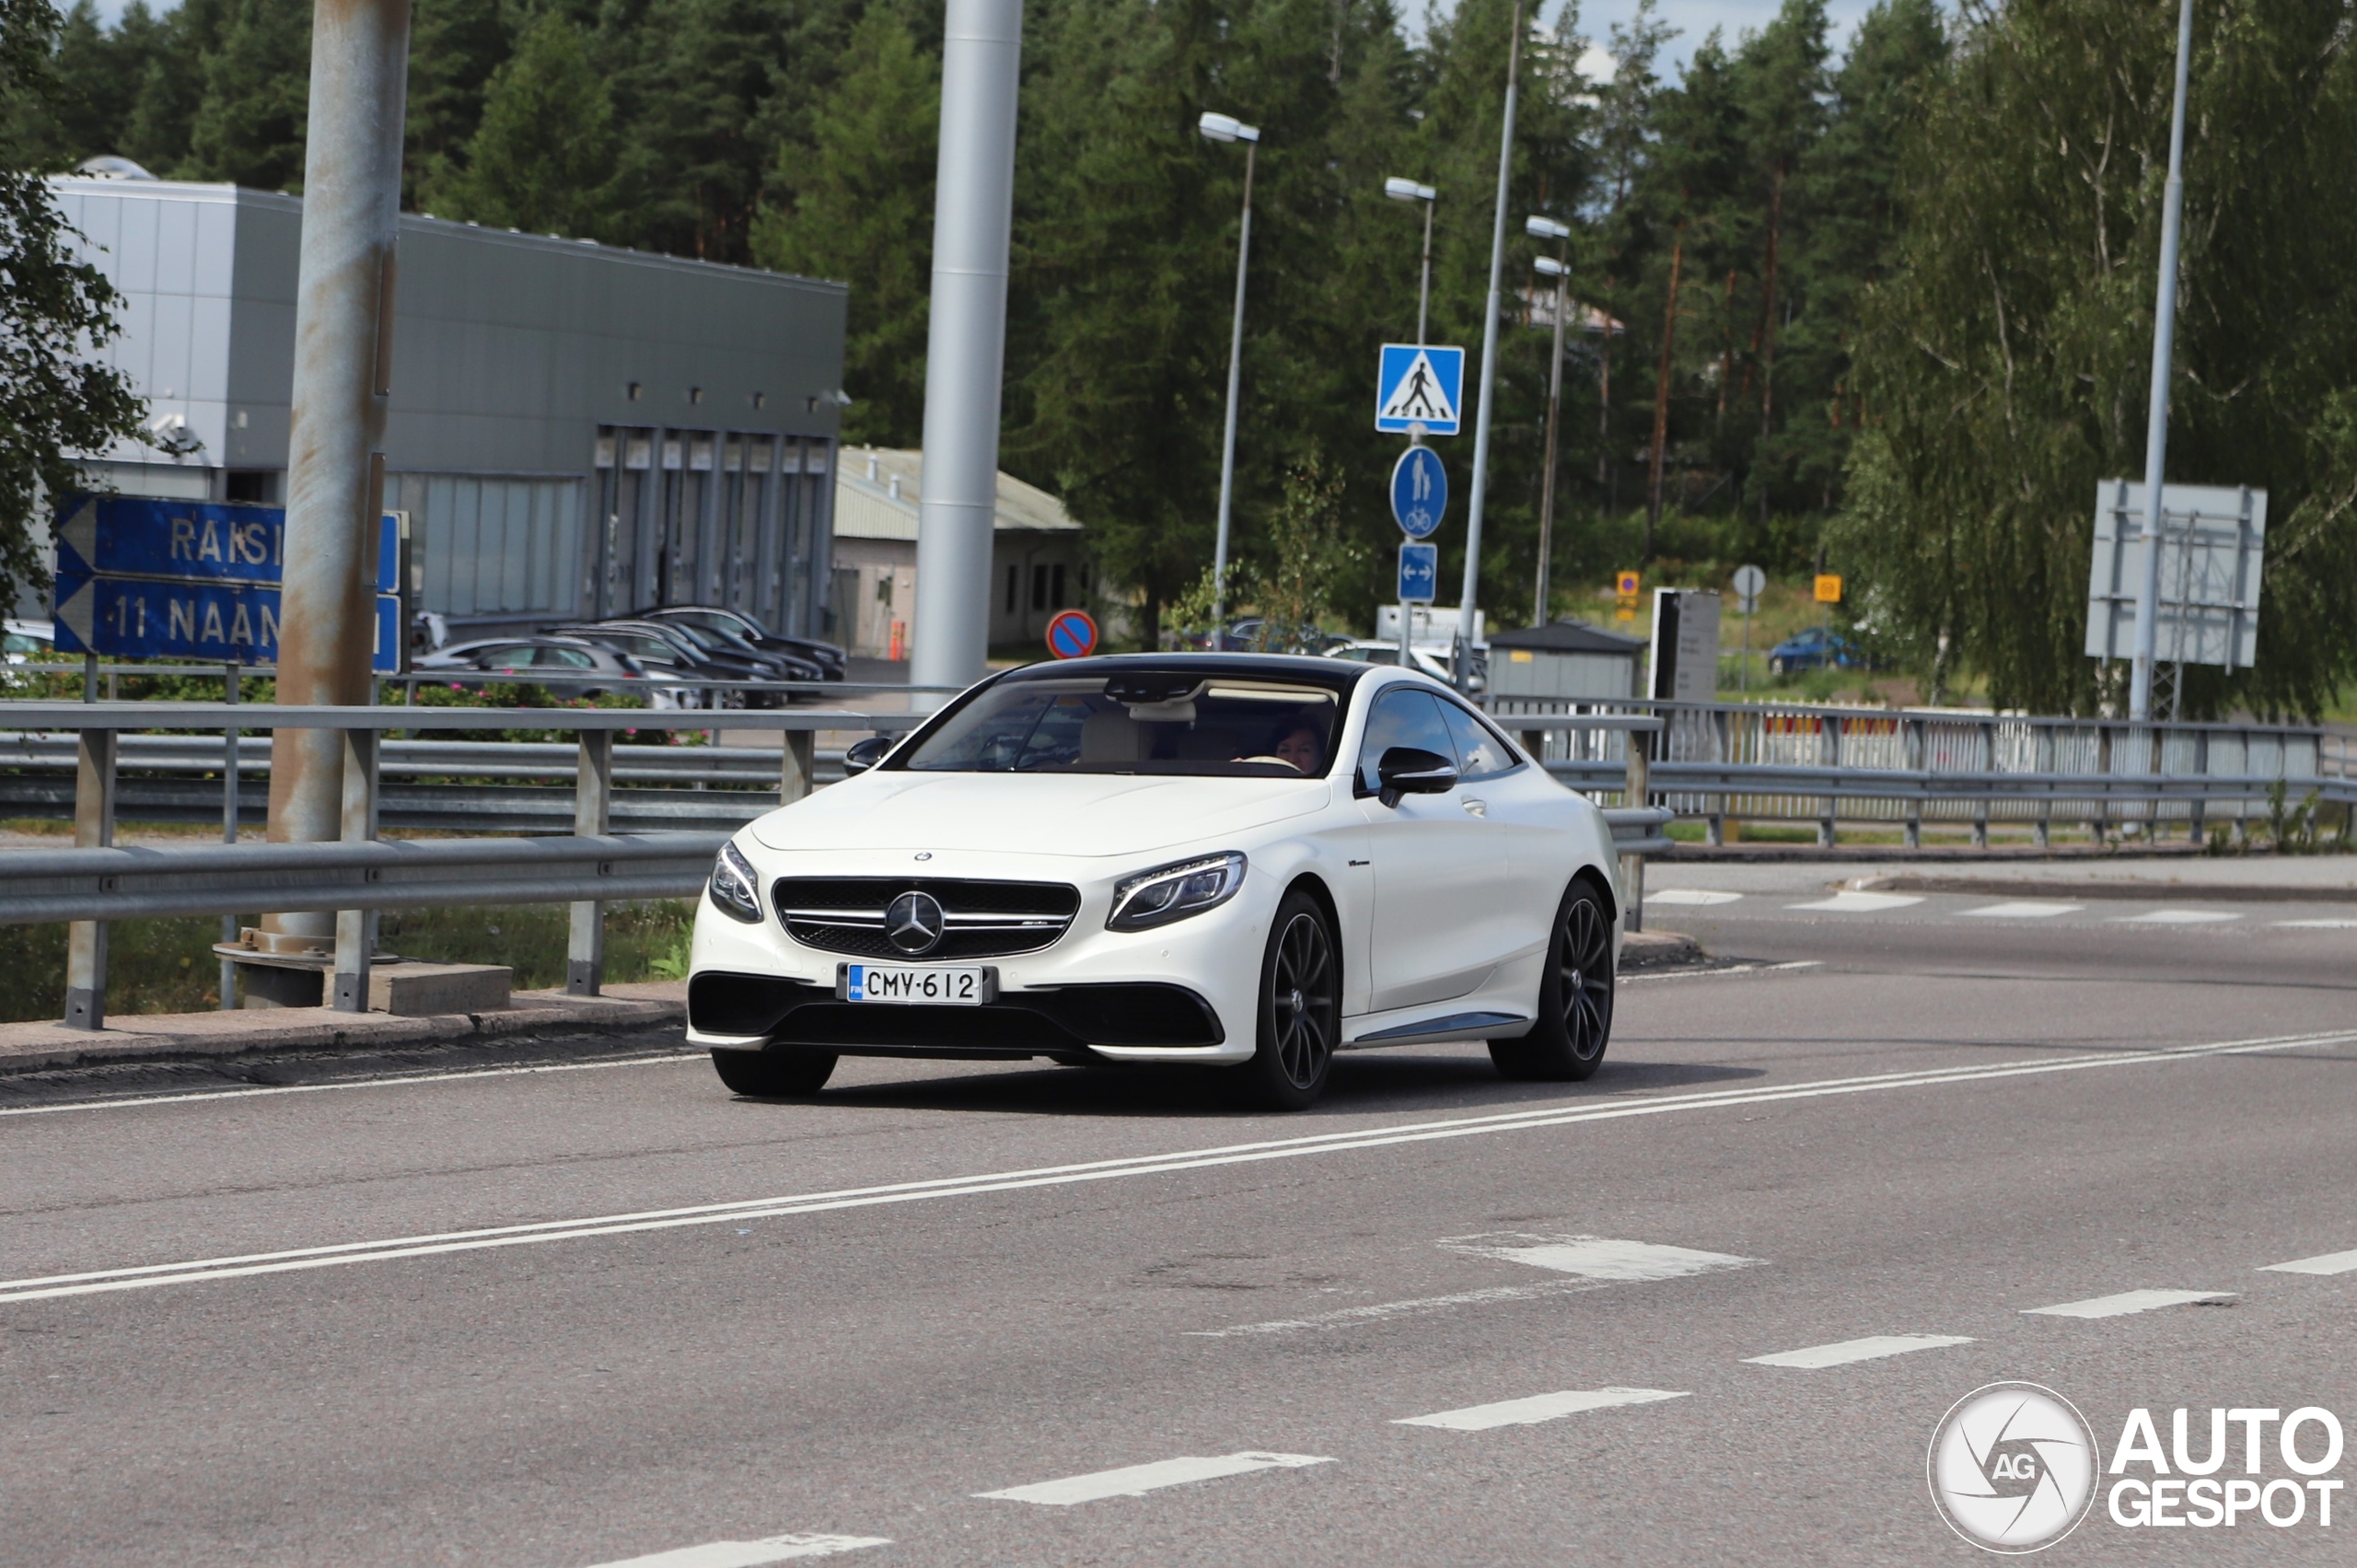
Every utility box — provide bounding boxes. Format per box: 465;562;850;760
1487;619;1646;700
1648;589;1722;703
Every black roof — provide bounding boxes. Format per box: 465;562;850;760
1488;619;1647;655
997;651;1374;695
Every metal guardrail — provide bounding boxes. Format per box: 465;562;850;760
5;661;962;705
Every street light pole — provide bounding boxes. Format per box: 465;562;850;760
1385;177;1437;345
1527;217;1571;627
1202;111;1260;644
2130;0;2195;723
1457;0;1524;692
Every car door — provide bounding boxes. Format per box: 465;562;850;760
1356;685;1506;1013
1435;694;1562;966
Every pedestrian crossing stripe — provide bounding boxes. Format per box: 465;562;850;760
1375;343;1465;435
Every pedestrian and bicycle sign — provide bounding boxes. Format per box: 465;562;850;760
1375;344;1464;436
1389;447;1447;540
1398;542;1438;604
50;494;403;670
1045;608;1098;659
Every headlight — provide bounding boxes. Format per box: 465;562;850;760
708;841;763;923
1108;852;1247;932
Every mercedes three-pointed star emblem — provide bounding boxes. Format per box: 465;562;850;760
885;890;946;955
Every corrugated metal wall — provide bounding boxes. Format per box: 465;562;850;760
385;473;586;619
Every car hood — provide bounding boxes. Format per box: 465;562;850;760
751;772;1333;858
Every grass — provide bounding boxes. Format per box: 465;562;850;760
0;899;698;1024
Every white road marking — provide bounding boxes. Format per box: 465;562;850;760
0;1051;702;1121
2261;1248;2357;1276
2273;919;2357;929
1187;1279;1603;1337
2111;909;2242;924
2023;1288;2234;1318
6;1026;2349;1307
586;1533;889;1567
1394;1387;1689;1431
1784;891;1924;912
1743;1333;1974;1368
1439;1233;1759;1282
975;1452;1331;1506
1646;889;1743;906
1623;960;1821;982
1963;901;2083;919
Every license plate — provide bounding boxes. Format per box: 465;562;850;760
837;963;993;1005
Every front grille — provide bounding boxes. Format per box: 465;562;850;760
772;877;1081;959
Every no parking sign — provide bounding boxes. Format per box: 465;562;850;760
1046;609;1097;658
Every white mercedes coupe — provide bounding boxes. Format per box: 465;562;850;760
685;654;1624;1109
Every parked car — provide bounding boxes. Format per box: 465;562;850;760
636;609;827;683
1766;625;1863;676
1190;618;1353;656
686;655;1623;1109
4;618;54;665
550;620;784;707
413;634;697;706
632;605;846;681
1324;638;1488;694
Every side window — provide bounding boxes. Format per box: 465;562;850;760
536;645;596;669
1357;686;1456;795
1438;699;1520;782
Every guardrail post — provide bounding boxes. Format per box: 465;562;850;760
1972;720;1991;849
63;727;117;1029
1902;717;1923;849
1620;730;1649;934
2035;725;2055;848
1817;714;1838;847
2188;727;2209;844
568;728;613;996
220;664;240;1009
1707;709;1728;846
331;726;378;1013
780;727;816;805
2092;725;2112;845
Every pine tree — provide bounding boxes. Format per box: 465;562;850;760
404;0;513;211
429;10;616;238
185;0;310;190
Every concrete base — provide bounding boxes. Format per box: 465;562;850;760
368;962;513;1017
239;963;325;1009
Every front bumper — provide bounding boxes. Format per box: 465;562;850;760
688;971;1225;1060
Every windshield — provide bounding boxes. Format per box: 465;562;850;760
899;676;1341;777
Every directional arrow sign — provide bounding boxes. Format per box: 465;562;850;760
1375;344;1465;436
1398;541;1439;604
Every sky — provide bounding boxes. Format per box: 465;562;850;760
82;0;1891;78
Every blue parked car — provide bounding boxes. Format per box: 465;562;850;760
1767;625;1862;675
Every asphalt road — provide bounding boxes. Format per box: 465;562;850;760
5;862;2356;1566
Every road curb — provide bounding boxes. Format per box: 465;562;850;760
0;982;687;1077
1849;873;2357;903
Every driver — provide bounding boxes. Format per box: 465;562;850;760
1272;720;1326;775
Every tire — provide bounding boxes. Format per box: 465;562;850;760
1222;887;1340;1111
1490;880;1616;1082
711;1047;838;1098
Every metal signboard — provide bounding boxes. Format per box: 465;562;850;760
1814;574;1842;605
52;495;404;670
1389;447;1447;539
1397;542;1439;604
1648;588;1722;703
1045;608;1098;659
2084;481;2267;669
1732;563;1765;614
1375;344;1465;436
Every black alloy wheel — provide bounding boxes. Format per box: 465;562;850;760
1490;880;1616;1082
710;1047;838;1098
1226;888;1339;1110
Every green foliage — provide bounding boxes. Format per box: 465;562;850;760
0;0;145;612
1831;0;2357;716
426;11;616;238
1249;447;1363;650
186;0;309;189
751;6;937;445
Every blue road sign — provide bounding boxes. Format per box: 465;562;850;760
1398;541;1439;604
1045;609;1098;659
1390;446;1448;539
1375;344;1465;436
50;495;403;669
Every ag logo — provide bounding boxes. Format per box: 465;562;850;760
1928;1382;2100;1553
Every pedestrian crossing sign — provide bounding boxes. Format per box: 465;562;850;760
1375;344;1465;436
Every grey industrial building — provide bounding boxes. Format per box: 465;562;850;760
43;173;849;642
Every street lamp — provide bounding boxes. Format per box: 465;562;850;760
1527;215;1572;627
1457;0;1526;692
1200;110;1260;642
1384;177;1437;345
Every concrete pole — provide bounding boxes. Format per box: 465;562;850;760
261;0;411;957
1416;196;1434;347
1209;140;1256;640
1533;254;1568;627
1457;0;1524;693
2130;0;2194;722
910;0;1024;701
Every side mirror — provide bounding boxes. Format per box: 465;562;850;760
1376;745;1457;807
842;735;894;776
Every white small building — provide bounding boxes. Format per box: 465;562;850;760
831;447;1092;660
